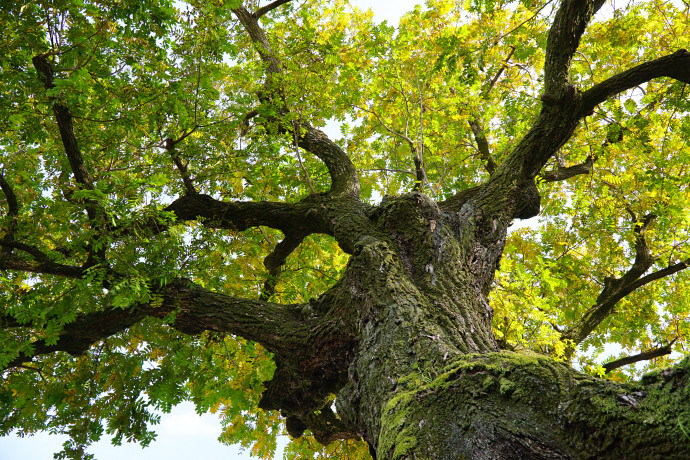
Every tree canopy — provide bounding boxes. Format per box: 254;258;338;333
1;0;690;458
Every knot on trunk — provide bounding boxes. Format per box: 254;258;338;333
513;181;541;219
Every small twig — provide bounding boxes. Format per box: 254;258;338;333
165;137;197;195
292;120;317;196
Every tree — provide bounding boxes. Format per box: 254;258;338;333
1;0;690;457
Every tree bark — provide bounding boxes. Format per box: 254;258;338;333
320;193;690;459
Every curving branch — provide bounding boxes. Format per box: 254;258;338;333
580;50;690;115
560;213;690;346
232;6;359;197
254;0;293;19
603;339;678;373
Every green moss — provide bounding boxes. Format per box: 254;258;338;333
499;377;515;394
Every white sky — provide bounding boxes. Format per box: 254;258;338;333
0;2;421;460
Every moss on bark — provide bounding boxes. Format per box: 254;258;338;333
377;352;690;459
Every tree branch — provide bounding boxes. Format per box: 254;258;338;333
543;0;606;99
603;339;677;373
540;155;594;182
0;253;85;278
32;54;95;190
161;193;331;235
261;232;306;300
580;50;690;115
32;53;110;270
2;278;316;371
355;104;426;189
0;172;20;256
469;119;497;175
254;0;293;19
559;214;690;346
0;239;51;262
232;7;359;197
165;137;198;195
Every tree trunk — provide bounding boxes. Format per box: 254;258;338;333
307;192;690;459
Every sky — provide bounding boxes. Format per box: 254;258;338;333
0;1;421;459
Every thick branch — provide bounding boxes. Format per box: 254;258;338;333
456;0;608;223
162;193;331;235
581;50;690;115
540;155;594;182
2;278;314;372
4;306;146;369
543;0;606;98
296;126;360;196
254;0;292;19
604;339;677;373
0;172;20;256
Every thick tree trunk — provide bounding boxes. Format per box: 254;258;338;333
317;192;690;459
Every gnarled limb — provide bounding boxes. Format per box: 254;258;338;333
121;193;333;239
2;278;323;370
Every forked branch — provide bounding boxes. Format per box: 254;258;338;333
560;213;690;345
